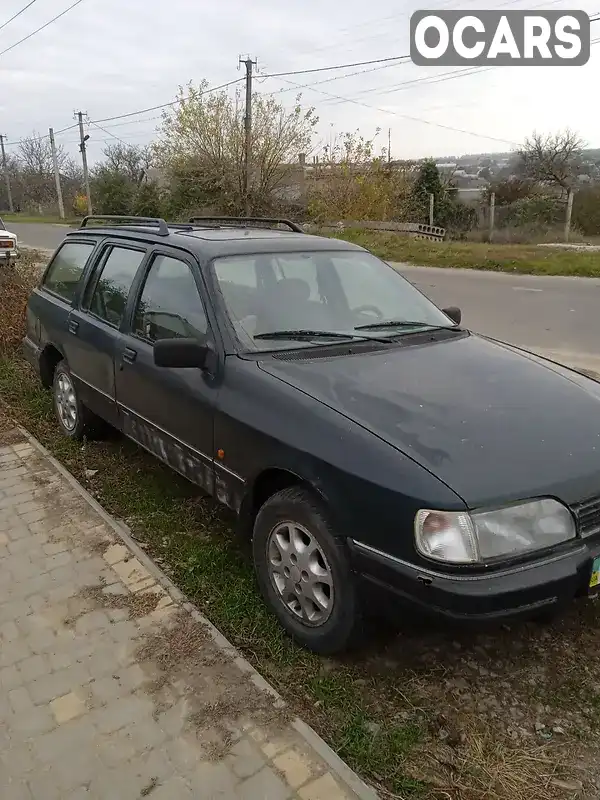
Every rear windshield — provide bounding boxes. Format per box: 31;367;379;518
43;240;96;303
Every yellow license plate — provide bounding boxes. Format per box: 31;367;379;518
590;557;600;589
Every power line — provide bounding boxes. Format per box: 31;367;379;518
3;78;242;149
0;0;87;58
320;4;598;106
88;114;163;131
325;66;495;105
275;75;519;146
0;0;39;32
88;120;130;147
2;122;79;148
88;77;244;124
259;54;410;78
262;59;412;98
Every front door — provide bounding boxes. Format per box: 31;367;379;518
65;242;149;427
114;249;218;496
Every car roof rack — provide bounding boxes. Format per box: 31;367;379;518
187;216;303;233
79;215;170;237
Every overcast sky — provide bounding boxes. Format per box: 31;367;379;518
1;0;598;165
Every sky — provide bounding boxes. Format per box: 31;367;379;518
1;0;599;166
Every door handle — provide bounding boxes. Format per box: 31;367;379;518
122;347;137;364
68;319;79;335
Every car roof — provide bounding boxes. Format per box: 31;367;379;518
65;223;364;259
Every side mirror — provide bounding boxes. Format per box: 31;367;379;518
153;337;211;369
443;306;462;325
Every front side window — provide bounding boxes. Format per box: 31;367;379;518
88;246;145;327
211;250;454;350
133;254;208;342
43;241;96;302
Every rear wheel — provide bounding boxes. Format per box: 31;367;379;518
52;360;102;440
252;486;362;654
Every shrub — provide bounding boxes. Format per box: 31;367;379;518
573;187;600;236
133;180;164;218
92;170;134;215
0;254;41;352
73;193;88;217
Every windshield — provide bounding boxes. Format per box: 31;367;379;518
211;250;454;350
0;218;6;231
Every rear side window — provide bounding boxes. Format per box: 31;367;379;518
87;246;145;328
43;241;96;302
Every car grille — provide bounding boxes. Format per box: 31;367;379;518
572;495;600;538
0;239;14;249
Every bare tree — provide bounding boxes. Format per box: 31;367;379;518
519;129;584;193
13;132;69;207
99;143;153;185
17;132;67;175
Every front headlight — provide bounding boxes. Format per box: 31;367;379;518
415;499;576;564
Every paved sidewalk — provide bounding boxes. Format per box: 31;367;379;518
0;426;374;800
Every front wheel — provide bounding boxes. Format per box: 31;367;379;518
252;487;362;654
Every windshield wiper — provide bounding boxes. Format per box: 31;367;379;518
254;329;393;343
355;320;455;332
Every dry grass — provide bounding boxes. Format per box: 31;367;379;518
0;251;43;352
413;730;568;800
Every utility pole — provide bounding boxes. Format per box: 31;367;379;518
564;188;574;243
387;128;391;166
49;128;65;220
239;56;256;216
488;191;496;243
0;134;14;213
77;112;92;215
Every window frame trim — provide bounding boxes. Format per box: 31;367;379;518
40;237;99;306
124;246;213;347
79;241;150;330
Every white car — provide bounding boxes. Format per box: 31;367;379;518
0;217;19;264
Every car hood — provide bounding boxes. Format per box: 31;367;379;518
0;230;16;241
258;333;600;507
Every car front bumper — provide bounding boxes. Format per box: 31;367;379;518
349;537;599;622
0;248;19;261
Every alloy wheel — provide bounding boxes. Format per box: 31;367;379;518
266;521;334;627
55;372;78;431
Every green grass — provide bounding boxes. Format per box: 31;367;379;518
0;355;426;798
328;229;600;277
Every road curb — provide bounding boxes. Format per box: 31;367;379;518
17;423;379;800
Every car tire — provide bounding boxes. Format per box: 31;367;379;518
252;486;362;654
52;360;101;440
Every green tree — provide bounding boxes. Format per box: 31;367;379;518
307;130;413;222
573;186;600;235
412;159;444;206
92;170;133;215
133;180;164;217
154;80;318;214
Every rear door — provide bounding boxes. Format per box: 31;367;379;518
65;241;149;427
27;237;99;359
114;247;219;495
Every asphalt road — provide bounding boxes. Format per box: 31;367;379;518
11;222;74;252
395;263;600;371
9;222;599;371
